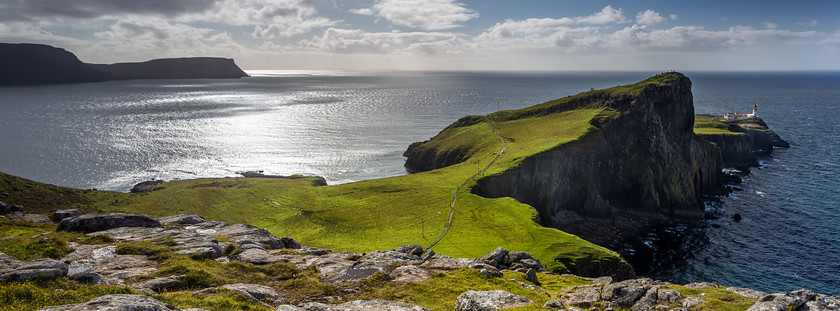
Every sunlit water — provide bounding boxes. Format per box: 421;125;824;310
0;71;837;294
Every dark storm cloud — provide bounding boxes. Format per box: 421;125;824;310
0;0;221;22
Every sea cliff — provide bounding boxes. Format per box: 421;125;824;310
90;57;248;80
405;73;742;247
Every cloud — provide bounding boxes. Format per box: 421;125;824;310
252;17;338;38
762;22;778;29
349;8;374;15
474;18;819;55
85;18;247;62
669;14;678;20
576;5;628;24
299;28;465;54
0;0;219;22
636;10;666;26
371;0;478;30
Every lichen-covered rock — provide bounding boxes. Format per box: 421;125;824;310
455;290;534;311
390;265;432;283
544;299;565;308
747;289;817;311
159;214;206;225
239;248;279;265
397;244;424;256
38;294;178;311
131;276;181;294
683;282;721;289
562;286;602;308
58;213;161;232
222;283;287;307
0;252;22;271
681;297;705;309
0;258;67;281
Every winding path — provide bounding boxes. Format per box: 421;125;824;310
425;116;508;250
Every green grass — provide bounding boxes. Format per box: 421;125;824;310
665;285;758;311
0;279;133;311
694;115;748;136
0;220;80;261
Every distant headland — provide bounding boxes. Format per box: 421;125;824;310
0;43;248;86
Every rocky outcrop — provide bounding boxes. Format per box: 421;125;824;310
91;57;249;80
38;294;178;311
131;180;165;193
0;43;113;86
57;213;161;232
0;258;67;281
697;117;789;169
455;290;534;311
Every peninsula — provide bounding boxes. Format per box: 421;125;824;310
0;43;248;86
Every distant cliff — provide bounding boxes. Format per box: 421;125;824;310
0;43;112;85
695;116;789;169
90;57;248;80
0;43;248;86
405;73;729;246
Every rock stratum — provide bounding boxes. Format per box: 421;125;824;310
0;43;247;86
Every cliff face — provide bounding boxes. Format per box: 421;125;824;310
91;57;249;80
405;73;728;247
0;43;112;85
468;75;723;244
696;117;790;169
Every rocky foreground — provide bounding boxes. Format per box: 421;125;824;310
0;202;837;311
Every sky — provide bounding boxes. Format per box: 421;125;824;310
1;0;838;71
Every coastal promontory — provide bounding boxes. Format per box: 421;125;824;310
0;43;248;86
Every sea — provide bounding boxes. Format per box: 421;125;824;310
0;70;837;295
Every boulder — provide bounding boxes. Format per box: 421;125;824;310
281;237;301;249
174;243;225;259
212;224;284;249
455;290;534;311
397;244;424;256
38;294;178;311
656;289;682;303
54;209;85;221
58;213;161;232
681;297;705;309
159;214;206;225
544;299;565;308
747;289;817;311
222;283;287;307
803;295;840;311
562;286;602;308
130;180;165;193
525;268;539;285
239;248;278;265
630;288;659;311
478;247;509;268
0;258;68;281
0;252;23;270
0;201;24;214
390;265;432;283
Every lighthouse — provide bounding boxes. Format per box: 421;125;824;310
751;104;758;117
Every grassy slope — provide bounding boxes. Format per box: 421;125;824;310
694;115;747;136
